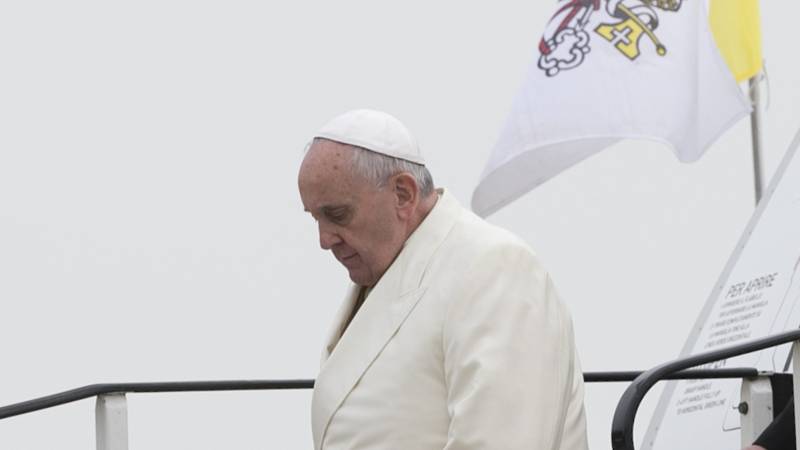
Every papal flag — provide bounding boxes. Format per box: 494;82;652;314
471;0;751;217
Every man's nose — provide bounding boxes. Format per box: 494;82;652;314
318;224;343;250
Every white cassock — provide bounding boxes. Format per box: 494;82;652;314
311;189;588;450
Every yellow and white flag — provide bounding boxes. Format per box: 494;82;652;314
710;0;763;82
472;0;751;217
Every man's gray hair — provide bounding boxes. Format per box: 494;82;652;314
313;138;435;197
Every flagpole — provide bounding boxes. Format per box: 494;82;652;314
753;65;794;375
749;72;766;204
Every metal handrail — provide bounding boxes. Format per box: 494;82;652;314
0;369;760;421
584;368;758;383
611;328;800;450
0;379;314;420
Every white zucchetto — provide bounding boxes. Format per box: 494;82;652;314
314;109;425;165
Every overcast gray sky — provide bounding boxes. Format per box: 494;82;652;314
1;1;799;449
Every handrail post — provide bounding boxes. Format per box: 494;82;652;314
793;342;800;450
739;376;773;447
95;393;129;450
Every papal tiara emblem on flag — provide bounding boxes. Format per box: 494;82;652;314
538;0;683;77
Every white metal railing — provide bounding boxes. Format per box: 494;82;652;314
3;330;800;449
611;330;800;450
96;393;129;450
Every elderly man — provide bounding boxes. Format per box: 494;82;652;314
298;109;588;450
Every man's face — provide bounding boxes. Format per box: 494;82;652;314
298;140;407;287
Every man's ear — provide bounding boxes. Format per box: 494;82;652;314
392;173;419;219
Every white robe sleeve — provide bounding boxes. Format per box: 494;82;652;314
442;242;585;450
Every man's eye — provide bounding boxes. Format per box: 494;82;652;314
326;210;350;223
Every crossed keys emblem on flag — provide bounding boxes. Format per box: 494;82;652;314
538;0;681;77
595;3;668;59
